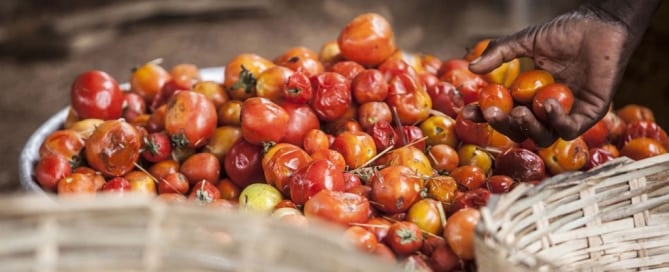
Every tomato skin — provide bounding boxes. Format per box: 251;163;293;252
239;183;284;213
369;165;423;214
352;69;388;103
366;120;399;152
479;84;513;114
444;208;480;260
303;190;370;226
449;188;491;215
455;112;492;147
386;221;424;256
224;139;265;188
310;72;352;122
427;81;464;119
310;149;347;173
85;120;142;177
262;143;312;196
218;100;243;127
532;83;574;122
57;172;97;196
141;132;172;163
344;226;379;253
35;154;72;192
241;97;290;145
180;152;220;186
204;126;243;162
217;178;241;201
425;176;458;207
71;70;124;120
165;91;217;149
386;73;432;125
337;13;397;66
274;46;324;78
280;102;321;147
331;131;377;170
289;159;345;205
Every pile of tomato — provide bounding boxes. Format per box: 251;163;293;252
32;12;669;272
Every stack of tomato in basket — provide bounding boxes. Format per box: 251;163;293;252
30;12;669;271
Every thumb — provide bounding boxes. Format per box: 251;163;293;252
469;30;536;74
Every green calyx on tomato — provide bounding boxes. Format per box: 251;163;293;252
230;65;257;95
170;130;190;149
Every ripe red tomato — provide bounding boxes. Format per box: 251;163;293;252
224;139;265;188
303;129;331;155
366;120;399;151
581;119;609;148
57;172;97;196
180;152;220;186
289;159;345;205
369;165;423;214
141;132;171;163
223;53;275;100
619;120;669;150
310;149;347;173
165;91;217;149
386;221;424;256
241;97;290;145
352;69;388;103
71;70;124;120
344;226;379;253
532;83;574;122
35;154;72;192
440;68;488;105
280;102;321;147
602;110;627;144
331;131;377;169
189;180;221;204
329;60;365;81
217;178;241;201
303;190;370;226
274;46;324;78
158;172;190;195
479;84;513;114
509;69;554;104
616;104;655;124
357;101;392;130
148;159;179;181
584;147;616;170
130;62;171;103
282;71;313;104
450;165;487;191
169;63;200;90
262;143;312;196
454;112;492;147
85;120;142;177
486;175;515;194
102;176;132;193
444;208;480;260
310;72;352;122
123;92;147;123
427;81;464;118
337;13;396;66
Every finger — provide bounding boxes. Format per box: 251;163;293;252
545;97;606;140
469;30;536;74
509;106;558;148
461;104;486;123
482;106;526;143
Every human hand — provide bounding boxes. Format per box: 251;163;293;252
466;1;658;147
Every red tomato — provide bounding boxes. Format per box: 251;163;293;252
85;120;142;177
141;132;172;163
274;46;324;78
425;176;458;204
148;160;179;181
180;152;220;186
357;101;392;130
450;165;487;191
35;154;72;192
479;84;513;114
532;83;575;122
584;147;616;170
437;58;469;77
386;73;432;125
619;120;669;150
538;137;589;175
342;172;362;191
427;81;465;118
426;144;459;173
331;131;377;169
189;180;221;204
494;147;545;183
123;92;147;123
241;97;290;145
310;149;347;173
344;226;379;253
217;178;241;201
204;126;243;162
262;143;312;196
440;68;488;105
224;139;265;188
366;120;399;152
280;102;321;147
282;71;313;104
303;129;331;155
602;110;627;144
310;72;352;122
486;175;515;194
454;112;492;147
165;91;217;149
158;172;190;195
352;69;388;103
369;165;423;214
620;137;667;160
581;119;609;148
39;129;85;161
444;208;480;260
102;176;132;193
337;13;396;66
303;190;370;226
329;60;365;81
71;70;124;120
255;66;294;103
448;188;490;215
289;159;345;205
57;172;97;196
386;221;424;256
130;62;171;104
616;104;655;124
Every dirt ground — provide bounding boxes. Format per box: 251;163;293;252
1;0;666;193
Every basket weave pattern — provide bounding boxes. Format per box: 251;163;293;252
475;154;669;271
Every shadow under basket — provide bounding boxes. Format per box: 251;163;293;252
475;153;669;271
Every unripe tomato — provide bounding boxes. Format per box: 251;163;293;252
240;97;290;145
125;170;157;195
85;120;142;177
419;115;458;147
406;198;443;235
444;208;480;260
337;13;397;66
239;183;283;214
71;70;124;120
165;91;217;149
457;144;493;175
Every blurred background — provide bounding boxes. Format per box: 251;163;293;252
1;0;667;192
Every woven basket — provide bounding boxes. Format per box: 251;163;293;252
0;194;400;272
475;153;669;271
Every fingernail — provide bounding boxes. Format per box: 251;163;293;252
470;57;481;64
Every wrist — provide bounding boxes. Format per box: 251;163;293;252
583;0;661;32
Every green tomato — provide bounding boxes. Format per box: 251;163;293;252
239;183;283;213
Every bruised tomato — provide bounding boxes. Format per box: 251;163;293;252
282;71;313;104
224;139;265;188
85;120;142;177
289;159;345;205
366;120;399;152
310;72;352;122
241;97;290;145
280;102;321;147
262;143;312;196
165;91;217;149
337;13;397;66
427;81;464;118
386;73;432;125
303;190;370;226
39;129;85;161
352;69;388;103
369;165;423;214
